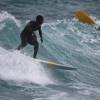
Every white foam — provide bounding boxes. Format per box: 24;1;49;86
71;83;100;95
0;11;21;28
90;15;100;25
43;92;81;100
0;47;54;85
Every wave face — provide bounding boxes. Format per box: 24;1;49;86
0;1;100;100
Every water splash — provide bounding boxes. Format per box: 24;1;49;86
0;47;54;85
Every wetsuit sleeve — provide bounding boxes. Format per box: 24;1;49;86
39;27;43;42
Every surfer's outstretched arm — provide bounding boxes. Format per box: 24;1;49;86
39;28;43;43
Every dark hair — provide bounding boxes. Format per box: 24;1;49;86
36;15;44;23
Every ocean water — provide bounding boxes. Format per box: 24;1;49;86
0;0;100;100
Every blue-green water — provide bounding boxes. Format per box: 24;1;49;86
0;0;100;100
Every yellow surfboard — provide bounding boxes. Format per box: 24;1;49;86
75;10;96;25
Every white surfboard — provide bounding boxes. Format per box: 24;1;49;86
34;59;76;70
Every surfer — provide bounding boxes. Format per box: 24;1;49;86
17;15;44;58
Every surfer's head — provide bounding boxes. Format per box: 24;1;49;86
36;15;44;25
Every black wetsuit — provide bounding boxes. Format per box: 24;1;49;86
18;20;43;58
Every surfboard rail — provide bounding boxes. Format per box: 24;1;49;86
34;59;77;70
